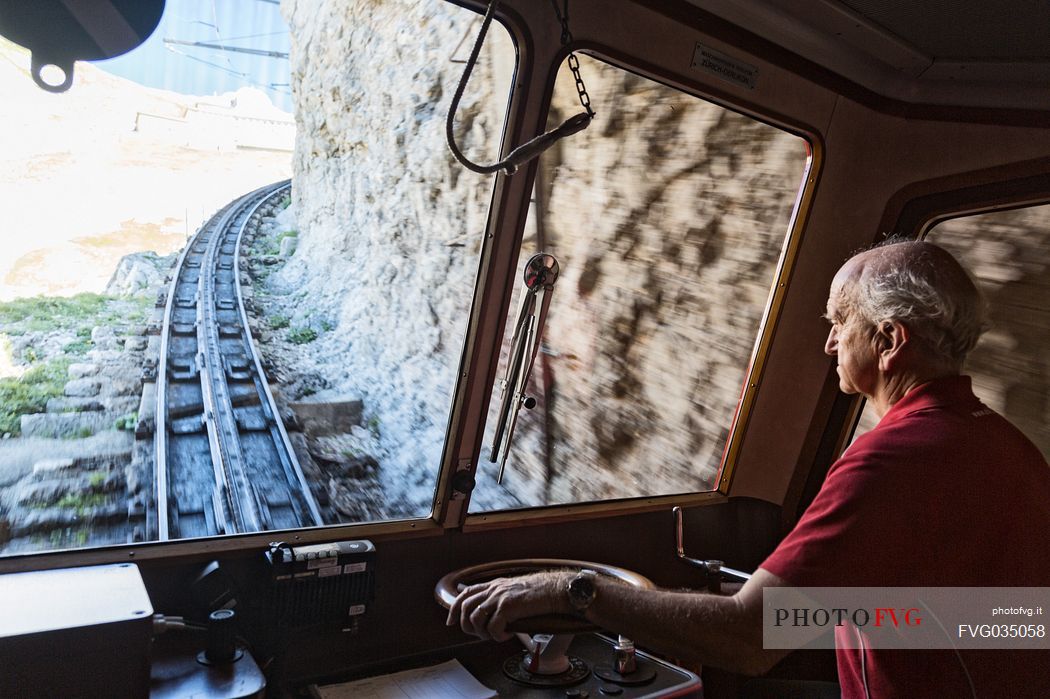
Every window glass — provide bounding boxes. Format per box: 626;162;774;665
0;2;514;555
470;55;810;511
852;206;1050;460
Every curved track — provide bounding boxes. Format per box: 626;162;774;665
153;181;322;541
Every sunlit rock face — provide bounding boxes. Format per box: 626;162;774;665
481;63;809;507
280;0;509;515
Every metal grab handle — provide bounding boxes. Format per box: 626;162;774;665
673;506;752;583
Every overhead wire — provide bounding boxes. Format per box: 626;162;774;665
164;5;292;100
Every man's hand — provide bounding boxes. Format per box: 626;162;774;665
446;570;574;642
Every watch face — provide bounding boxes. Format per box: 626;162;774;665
569;569;597;610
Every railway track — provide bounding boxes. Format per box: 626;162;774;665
152;181;322;541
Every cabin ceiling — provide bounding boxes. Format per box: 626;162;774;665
683;0;1050;111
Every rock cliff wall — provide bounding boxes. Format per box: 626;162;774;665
280;0;512;515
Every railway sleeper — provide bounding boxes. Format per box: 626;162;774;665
169;415;206;435
171;322;197;336
171;499;212;539
219;324;243;339
235;410;271;432
230;392;262;409
224;355;254;382
167;357;198;380
167;398;205;419
216;298;236;310
174;296;196;309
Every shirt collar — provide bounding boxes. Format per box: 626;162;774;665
879;375;980;425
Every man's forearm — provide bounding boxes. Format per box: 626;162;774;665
578;571;785;675
448;566;788;675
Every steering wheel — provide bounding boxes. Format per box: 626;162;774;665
434;558;655;633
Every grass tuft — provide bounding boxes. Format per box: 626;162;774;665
288;326;318;344
0;358;72;435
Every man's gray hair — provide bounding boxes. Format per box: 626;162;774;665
850;240;988;368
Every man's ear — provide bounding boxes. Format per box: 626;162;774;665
876;320;910;371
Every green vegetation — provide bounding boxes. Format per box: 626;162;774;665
288;326;318;344
320;318;335;332
114;412;138;431
0;294;111;333
62;338;93;355
45;527;90;548
54;492;108;513
366;414;381;439
268;314;290;330
0;290;156;438
88;471;107;488
0;358;72;435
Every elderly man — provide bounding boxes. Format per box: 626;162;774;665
449;240;1050;697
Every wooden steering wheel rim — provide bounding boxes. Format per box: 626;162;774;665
435;558;655;634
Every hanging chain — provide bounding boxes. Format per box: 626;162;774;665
549;0;595;118
446;0;594;175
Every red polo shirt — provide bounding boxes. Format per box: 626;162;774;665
761;376;1050;698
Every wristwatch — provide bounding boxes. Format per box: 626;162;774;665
567;569;599;613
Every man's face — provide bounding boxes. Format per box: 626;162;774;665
824;260;879;397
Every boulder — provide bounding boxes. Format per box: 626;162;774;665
68;362;100;379
64;378;101;397
290;400;363;435
31;458;76;475
279;235;298;257
20;412;112;439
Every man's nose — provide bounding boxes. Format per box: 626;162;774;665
824;328;837;356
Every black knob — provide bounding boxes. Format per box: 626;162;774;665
522;396;537;409
451;470;476;495
204;609;237;664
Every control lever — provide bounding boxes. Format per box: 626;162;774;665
673;506;752;592
614;635;637;674
489;253;560;483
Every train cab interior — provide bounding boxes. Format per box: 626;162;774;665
1;0;1048;697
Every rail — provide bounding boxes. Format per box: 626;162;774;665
154;181;322;540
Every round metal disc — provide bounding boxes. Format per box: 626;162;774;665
502;653;590;687
593;662;657;686
522;253;560;289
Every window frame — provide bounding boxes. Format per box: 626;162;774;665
454;42;818;528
